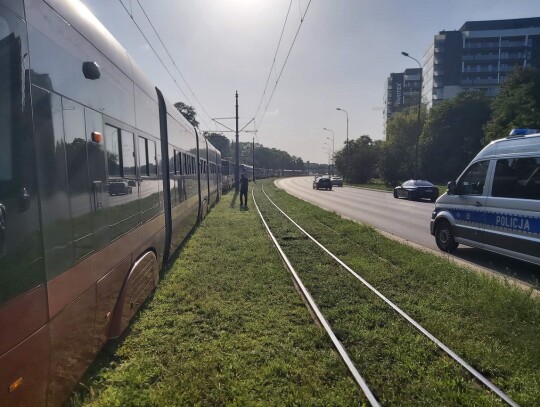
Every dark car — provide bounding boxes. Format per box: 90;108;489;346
108;180;133;196
313;176;333;190
330;176;343;187
393;180;439;202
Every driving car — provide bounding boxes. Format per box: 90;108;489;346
313;176;333;190
330;176;343;187
108;180;133;196
393;180;439;202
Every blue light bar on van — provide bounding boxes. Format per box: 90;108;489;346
508;128;540;137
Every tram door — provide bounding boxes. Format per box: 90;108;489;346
0;4;49;406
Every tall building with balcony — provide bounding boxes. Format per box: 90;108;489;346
422;17;540;109
383;68;422;139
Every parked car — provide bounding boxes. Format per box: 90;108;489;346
313;176;333;190
393;180;439;202
330;176;343;187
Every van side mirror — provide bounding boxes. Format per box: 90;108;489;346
447;181;456;195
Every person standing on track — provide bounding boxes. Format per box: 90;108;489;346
239;173;249;207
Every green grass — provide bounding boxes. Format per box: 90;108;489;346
254;180;540;406
71;189;362;406
72;180;540;406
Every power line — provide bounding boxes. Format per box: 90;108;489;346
134;0;214;127
252;0;293;125
116;0;212;130
255;0;313;132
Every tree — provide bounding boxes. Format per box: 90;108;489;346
174;102;199;129
334;135;380;183
420;91;491;183
205;133;231;157
380;107;426;184
484;67;540;143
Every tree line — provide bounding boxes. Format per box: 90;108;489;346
335;67;540;185
173;102;304;171
174;67;539;183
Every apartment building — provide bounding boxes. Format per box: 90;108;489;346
422;17;540;109
382;68;422;139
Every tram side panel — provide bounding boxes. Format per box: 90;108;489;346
8;0;163;405
164;109;200;253
208;147;222;204
0;3;49;406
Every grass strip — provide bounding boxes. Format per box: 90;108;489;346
72;189;363;406
255;180;540;406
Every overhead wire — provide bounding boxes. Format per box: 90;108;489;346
116;0;212;130
252;0;293;126
255;0;313;131
134;0;215;128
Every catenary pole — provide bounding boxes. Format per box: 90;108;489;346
235;91;239;192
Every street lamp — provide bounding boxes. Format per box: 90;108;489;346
401;51;422;180
323;127;334;176
336;108;349;180
323;143;331;175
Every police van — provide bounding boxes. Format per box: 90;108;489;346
430;129;540;266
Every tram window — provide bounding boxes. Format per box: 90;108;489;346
181;153;186;175
105;125;121;177
177;151;182;175
168;146;174;175
122;131;136;177
63;99;89;196
188;155;193;175
139;136;149;176
148;140;157;175
106;125;136;178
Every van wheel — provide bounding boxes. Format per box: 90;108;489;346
435;220;458;252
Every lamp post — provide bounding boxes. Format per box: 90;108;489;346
336;108;348;180
323;143;331;175
323;127;334;176
401;51;422;180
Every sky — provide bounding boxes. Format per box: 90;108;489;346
80;0;539;165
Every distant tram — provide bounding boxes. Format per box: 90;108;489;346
0;0;220;405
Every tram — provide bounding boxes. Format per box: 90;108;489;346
0;0;220;405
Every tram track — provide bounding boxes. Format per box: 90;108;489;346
252;181;521;406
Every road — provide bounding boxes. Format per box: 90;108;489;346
275;177;540;288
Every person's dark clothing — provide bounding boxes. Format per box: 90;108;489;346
240;176;249;206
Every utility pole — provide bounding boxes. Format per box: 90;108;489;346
210;92;254;191
235;91;239;192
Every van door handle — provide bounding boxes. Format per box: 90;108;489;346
474;201;482;207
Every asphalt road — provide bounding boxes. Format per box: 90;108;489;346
275;176;540;288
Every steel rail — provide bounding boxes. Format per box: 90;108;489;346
260;184;520;407
251;188;381;407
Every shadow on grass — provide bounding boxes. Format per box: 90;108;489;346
230;190;239;208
